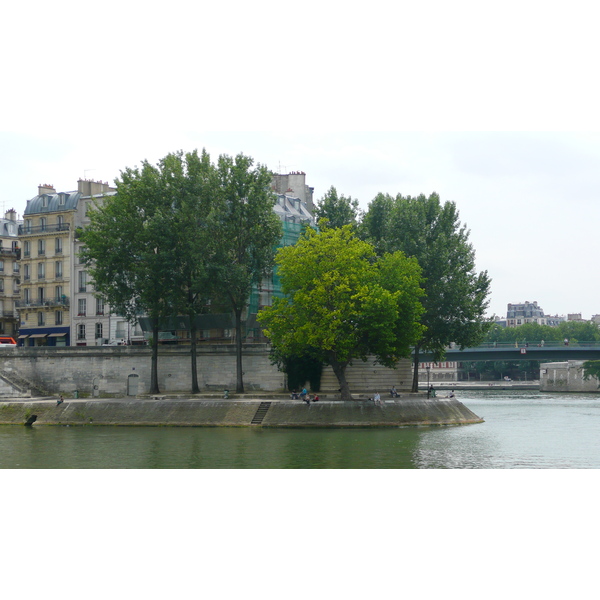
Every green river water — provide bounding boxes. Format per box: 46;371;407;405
2;390;600;468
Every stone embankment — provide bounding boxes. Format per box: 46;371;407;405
0;394;483;428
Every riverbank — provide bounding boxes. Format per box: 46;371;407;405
420;381;540;391
0;395;483;428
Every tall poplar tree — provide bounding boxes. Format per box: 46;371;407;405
211;153;282;393
364;192;492;392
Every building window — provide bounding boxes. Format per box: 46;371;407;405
13;261;19;273
59;195;66;207
25;219;32;234
0;260;4;272
96;298;105;315
55;311;63;325
38;287;45;303
78;270;87;292
42;196;48;208
23;288;30;304
38;239;45;256
24;264;30;280
55;238;62;254
38;312;45;326
78;298;86;316
24;241;30;257
55;261;63;279
78;324;86;340
40;217;47;231
55;285;63;301
38;263;45;279
12;279;18;294
95;323;103;339
0;280;4;293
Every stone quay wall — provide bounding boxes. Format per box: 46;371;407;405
0;398;483;428
540;361;600;393
0;345;414;398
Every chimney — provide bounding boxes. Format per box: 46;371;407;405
38;184;55;195
4;209;16;222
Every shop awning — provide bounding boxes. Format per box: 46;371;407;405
29;334;48;338
17;334;29;339
48;333;67;337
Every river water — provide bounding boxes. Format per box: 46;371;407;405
2;390;600;468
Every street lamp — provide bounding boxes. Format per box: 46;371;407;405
426;365;431;398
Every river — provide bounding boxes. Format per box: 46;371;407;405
2;390;600;468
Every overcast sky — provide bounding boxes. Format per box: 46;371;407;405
2;0;599;320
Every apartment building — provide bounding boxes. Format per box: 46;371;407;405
0;209;22;338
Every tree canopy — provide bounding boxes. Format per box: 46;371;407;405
314;186;361;229
362;191;492;391
258;225;424;400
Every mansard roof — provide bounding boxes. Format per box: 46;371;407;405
24;191;81;215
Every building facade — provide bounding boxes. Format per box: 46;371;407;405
0;209;22;339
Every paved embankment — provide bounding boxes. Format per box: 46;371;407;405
0;397;483;427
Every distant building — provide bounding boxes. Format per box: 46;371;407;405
506;301;547;327
567;313;584;322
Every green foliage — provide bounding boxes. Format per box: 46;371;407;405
582;361;600;385
271;351;324;392
258;226;424;400
483;321;600;345
363;191;492;391
314;186;361;229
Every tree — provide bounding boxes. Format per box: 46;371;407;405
314;186;361;229
80;157;181;394
258;226;424;400
583;361;600;387
210;153;282;393
364;192;492;391
164;149;217;393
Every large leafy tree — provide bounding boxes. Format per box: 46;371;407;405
258;225;424;400
211;153;282;393
365;192;492;392
80;157;182;394
314;186;361;229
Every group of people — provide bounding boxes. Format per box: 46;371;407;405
291;389;319;404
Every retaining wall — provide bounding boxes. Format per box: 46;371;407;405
540;361;600;393
0;345;413;397
0;398;483;428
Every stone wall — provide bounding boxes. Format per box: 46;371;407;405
0;345;414;397
540;360;600;393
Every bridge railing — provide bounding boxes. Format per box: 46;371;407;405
454;341;600;349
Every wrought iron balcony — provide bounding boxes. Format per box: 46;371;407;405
19;223;70;235
15;296;70;309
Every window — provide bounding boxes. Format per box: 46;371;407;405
55;286;63;301
40;217;47;231
38;287;45;303
13;261;19;273
78;324;86;340
78;270;87;292
55;310;63;325
0;260;4;272
55;238;62;254
38;263;45;279
38;239;45;256
12;279;18;294
59;195;66;206
38;312;45;326
24;241;30;257
23;288;30;303
96;297;105;315
42;196;48;208
24;264;30;280
95;323;103;339
0;280;4;293
78;298;86;316
25;219;32;234
55;261;63;279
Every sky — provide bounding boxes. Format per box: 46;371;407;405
2;0;600;321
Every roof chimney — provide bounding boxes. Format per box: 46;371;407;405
38;184;56;195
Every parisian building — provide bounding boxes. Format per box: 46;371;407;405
0;209;22;338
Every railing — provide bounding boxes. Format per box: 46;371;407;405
0;248;19;257
15;297;70;309
18;223;70;235
465;341;600;349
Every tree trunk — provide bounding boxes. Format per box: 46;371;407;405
234;307;244;393
189;312;200;394
150;318;160;394
329;356;351;401
411;344;420;393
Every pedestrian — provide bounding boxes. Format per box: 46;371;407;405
56;395;64;406
564;338;569;346
390;386;398;398
300;387;308;402
374;392;381;405
313;395;319;402
429;385;435;398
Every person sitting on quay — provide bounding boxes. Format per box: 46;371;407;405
374;392;382;405
390;386;398;398
290;390;299;400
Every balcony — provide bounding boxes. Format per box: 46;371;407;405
0;248;20;258
15;296;70;309
19;223;70;235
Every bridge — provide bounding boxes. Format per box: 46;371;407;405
418;341;600;363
